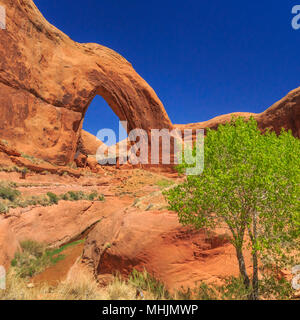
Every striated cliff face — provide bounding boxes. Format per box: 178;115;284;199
0;0;172;165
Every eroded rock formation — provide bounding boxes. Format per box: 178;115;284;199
83;208;252;291
0;0;299;168
175;87;300;138
0;0;172;165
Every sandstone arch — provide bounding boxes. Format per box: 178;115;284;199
0;0;172;165
0;0;299;167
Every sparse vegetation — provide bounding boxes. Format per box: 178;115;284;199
128;269;171;300
47;192;59;204
0;201;8;213
0;182;20;201
10;240;85;279
0;165;24;173
0;182;105;214
1;253;295;300
60;190;105;202
11;240;63;278
0;139;8;145
175;275;294;300
21;153;48;165
0;268;141;300
156;179;174;189
66;162;77;169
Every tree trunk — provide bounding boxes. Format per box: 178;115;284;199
236;247;250;288
250;210;259;300
251;251;259;300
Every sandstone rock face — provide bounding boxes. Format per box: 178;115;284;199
0;220;20;271
4;198;131;248
256;87;300;138
0;0;298;168
83;208;252;290
0;0;172;165
175;87;300;138
80;130;103;156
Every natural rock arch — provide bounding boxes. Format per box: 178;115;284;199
0;0;172;165
0;0;299;167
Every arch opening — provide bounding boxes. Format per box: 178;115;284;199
83;95;128;146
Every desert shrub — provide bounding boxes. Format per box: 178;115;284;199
175;275;294;300
67;191;80;201
61;193;69;201
47;192;59;204
257;275;294;300
0;184;20;201
0;201;8;213
61;191;105;202
0;185;105;213
97;193;105;201
176;282;219;300
88;191;98;201
128;269;171;300
11;241;49;278
10;240;68;278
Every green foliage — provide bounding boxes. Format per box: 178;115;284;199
10;240;84;279
129;269;171;300
49;239;85;256
47;192;59;204
175;275;293;300
0;201;8;213
156;179;174;189
0;184;21;201
217;276;253;300
11;240;52;278
0;184;105;214
67;191;81;201
61;191;105;202
97;193;105;201
88;191;97;201
165;117;300;298
176;282;219;300
258;274;294;300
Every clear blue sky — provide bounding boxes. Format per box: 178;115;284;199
35;0;299;140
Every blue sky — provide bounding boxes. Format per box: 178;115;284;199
35;0;300;140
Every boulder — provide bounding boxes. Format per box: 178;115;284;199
80;130;103;156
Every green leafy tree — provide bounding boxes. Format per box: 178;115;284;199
165;117;300;299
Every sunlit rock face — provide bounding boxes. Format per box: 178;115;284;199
0;0;172;165
0;0;298;166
